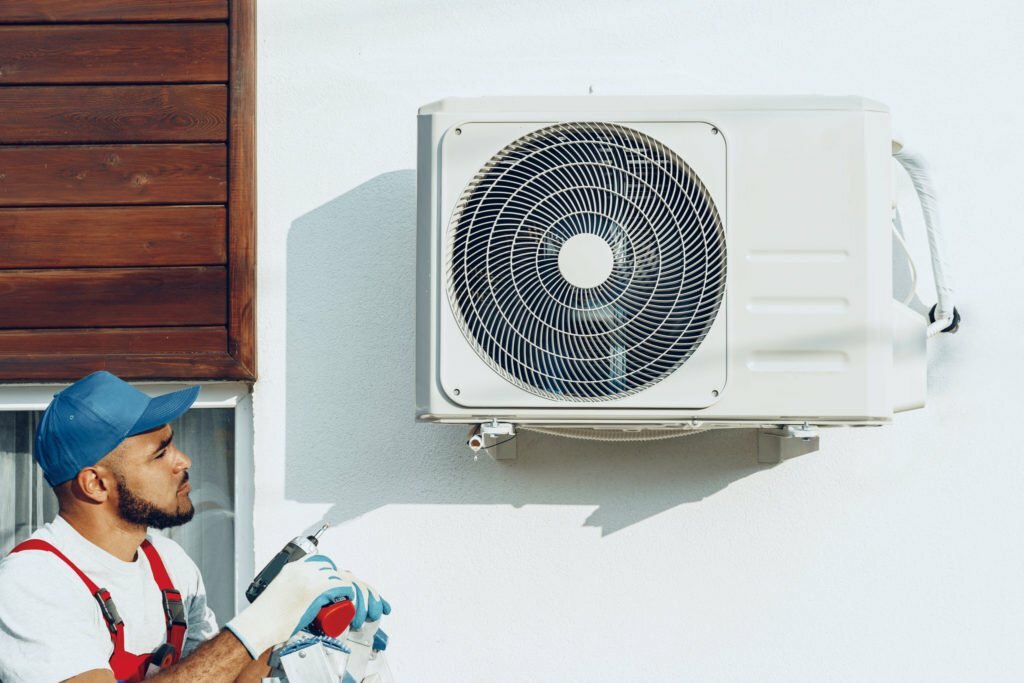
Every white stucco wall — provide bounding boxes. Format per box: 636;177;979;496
254;1;1023;680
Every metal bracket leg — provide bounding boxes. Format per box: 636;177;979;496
467;421;517;461
482;432;517;461
757;425;820;464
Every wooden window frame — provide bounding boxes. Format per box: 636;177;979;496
225;0;257;381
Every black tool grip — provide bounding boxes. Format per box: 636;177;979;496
245;542;306;603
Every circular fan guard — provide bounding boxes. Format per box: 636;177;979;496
447;122;726;401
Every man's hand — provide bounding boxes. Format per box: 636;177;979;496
226;554;390;658
62;556;391;682
294;554;391;632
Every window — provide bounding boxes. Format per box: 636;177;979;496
0;387;251;626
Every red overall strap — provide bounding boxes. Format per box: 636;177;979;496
139;540;186;667
9;539;127;658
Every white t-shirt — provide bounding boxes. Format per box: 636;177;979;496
0;515;220;682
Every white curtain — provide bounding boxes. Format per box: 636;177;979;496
0;409;236;626
0;412;58;554
164;409;235;624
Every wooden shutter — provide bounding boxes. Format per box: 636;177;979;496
0;0;255;381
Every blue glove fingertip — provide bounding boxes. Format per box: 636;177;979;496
350;584;368;630
303;554;338;571
366;593;383;622
382;598;392;615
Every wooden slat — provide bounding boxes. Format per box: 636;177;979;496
0;267;226;328
0;327;226;355
0;86;227;143
0;24;228;84
228;0;257;380
0;1;228;23
0;206;226;268
0;354;251;381
0;144;226;205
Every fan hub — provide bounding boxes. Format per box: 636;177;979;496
557;233;614;289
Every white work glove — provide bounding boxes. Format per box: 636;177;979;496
226;554;390;658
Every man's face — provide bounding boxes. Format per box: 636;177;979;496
110;424;195;529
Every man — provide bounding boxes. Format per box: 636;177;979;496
0;371;389;682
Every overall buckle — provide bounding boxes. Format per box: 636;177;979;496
93;589;122;634
162;589;187;627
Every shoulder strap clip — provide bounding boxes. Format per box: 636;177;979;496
93;588;123;635
162;589;187;627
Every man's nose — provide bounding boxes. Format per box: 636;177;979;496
173;447;192;471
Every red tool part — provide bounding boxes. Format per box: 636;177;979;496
314;599;356;638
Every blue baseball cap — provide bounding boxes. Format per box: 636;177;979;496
35;371;200;487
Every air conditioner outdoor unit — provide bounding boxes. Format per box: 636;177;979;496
416;96;950;460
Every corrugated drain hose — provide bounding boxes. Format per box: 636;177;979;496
892;144;960;337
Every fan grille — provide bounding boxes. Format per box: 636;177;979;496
446;122;726;401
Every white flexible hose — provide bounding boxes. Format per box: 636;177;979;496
891;207;918;306
892;147;956;337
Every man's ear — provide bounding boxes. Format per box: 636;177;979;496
74;466;114;504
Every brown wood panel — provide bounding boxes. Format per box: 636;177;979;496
0;327;226;355
0;353;250;381
228;0;257;379
0;1;228;23
0;86;227;143
0;24;228;84
0;206;226;268
0;144;227;206
0;0;252;383
0;267;226;328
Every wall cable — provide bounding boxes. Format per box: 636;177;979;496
893;145;959;337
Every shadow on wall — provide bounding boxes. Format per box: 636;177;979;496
286;171;772;536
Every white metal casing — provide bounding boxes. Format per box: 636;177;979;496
416;96;917;428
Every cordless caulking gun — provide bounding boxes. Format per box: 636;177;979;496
245;524;357;637
246;525;393;682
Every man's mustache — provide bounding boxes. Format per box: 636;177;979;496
179;471;190;486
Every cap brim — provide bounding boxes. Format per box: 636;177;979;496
128;385;200;436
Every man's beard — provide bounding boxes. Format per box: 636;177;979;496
115;473;195;529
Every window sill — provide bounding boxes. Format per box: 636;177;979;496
0;382;251;411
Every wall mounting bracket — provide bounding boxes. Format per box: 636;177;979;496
467;420;517;461
757;424;820;464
